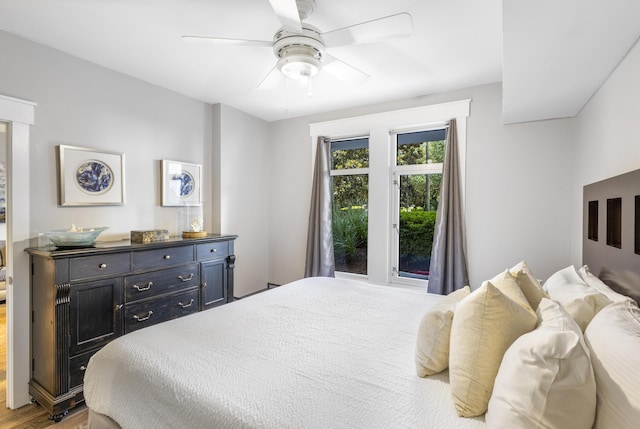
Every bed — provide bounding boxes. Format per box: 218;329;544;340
84;277;485;428
84;168;640;429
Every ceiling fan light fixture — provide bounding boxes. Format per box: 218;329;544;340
279;56;319;80
273;24;325;82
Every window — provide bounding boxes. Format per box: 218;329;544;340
392;129;446;284
330;137;369;275
310;99;469;287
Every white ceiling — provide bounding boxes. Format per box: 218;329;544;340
0;0;637;123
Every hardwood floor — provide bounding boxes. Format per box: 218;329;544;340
0;303;88;429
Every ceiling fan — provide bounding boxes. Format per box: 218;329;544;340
182;0;413;89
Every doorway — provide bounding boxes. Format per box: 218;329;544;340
0;122;6;390
0;94;35;409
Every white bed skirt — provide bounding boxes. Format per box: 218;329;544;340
84;277;485;429
89;409;121;429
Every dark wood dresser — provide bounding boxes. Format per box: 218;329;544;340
25;234;237;421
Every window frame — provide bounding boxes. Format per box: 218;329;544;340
390;128;447;287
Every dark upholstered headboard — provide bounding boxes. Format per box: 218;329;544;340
583;168;640;284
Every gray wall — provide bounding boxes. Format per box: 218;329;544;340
0;28;579;295
215;104;270;297
268;83;575;288
0;30;213;239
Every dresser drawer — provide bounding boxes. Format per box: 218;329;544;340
124;289;199;334
124;263;200;302
132;245;194;271
69;253;131;281
197;241;229;260
69;349;99;388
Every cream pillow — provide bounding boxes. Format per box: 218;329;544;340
449;282;537;417
543;265;611;332
510;261;548;310
487;270;535;316
585;300;640;429
415;286;471;377
486;298;596;429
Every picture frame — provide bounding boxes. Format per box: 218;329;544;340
161;160;202;207
57;145;125;206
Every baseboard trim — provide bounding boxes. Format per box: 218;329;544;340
234;283;282;300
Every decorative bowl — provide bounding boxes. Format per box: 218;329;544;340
43;227;109;247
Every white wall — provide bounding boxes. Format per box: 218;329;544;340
0;30;213;239
571;38;640;266
216;104;270;297
268;83;575;288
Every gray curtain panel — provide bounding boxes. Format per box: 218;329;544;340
428;119;469;294
304;136;335;277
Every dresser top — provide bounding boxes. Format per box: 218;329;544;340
26;234;237;258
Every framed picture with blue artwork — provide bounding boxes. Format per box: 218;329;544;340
57;145;125;206
161;159;202;207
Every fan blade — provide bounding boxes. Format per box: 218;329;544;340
322;12;413;48
323;53;370;84
182;35;272;48
269;0;303;33
257;63;284;89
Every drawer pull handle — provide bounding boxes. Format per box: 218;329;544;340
163;255;171;260
114;304;123;312
80;366;87;371
177;273;194;282
133;311;153;322
99;263;107;269
210;248;217;253
133;282;153;292
178;299;195;309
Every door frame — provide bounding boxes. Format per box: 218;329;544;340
0;94;35;409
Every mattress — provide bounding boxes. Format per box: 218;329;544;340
84;277;485;429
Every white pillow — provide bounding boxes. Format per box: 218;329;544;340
578;265;635;304
543;265;611;332
486;298;596;429
449;282;537;417
510;261;548;310
585;300;640;429
415;286;470;377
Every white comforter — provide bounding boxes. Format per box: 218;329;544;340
84;277;485;429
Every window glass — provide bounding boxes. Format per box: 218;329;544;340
393;129;446;282
397;129;445;166
332;138;369;169
331;138;369;275
397;173;439;279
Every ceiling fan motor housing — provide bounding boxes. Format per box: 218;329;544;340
274;24;325;78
